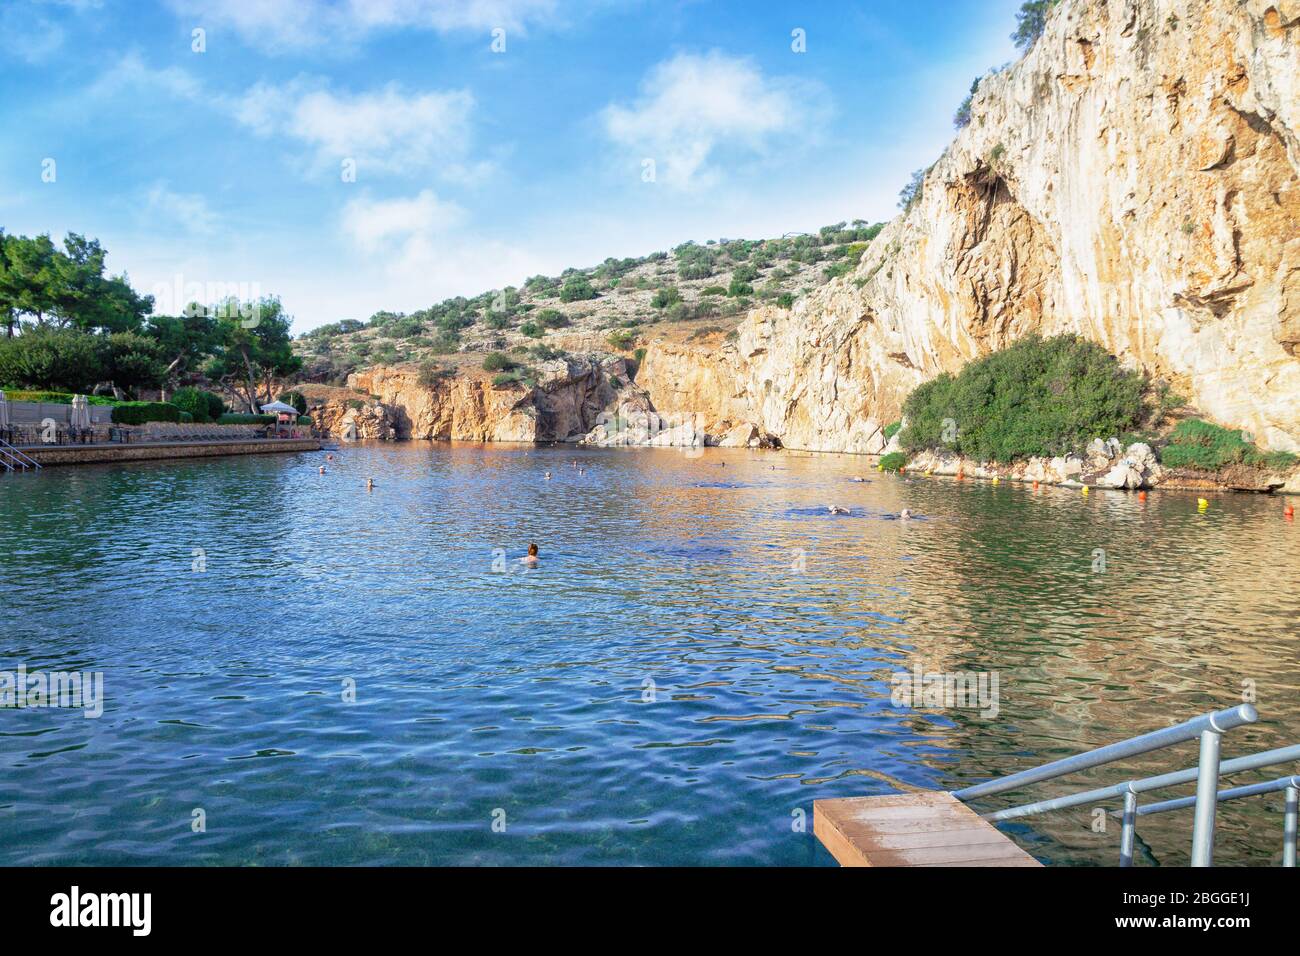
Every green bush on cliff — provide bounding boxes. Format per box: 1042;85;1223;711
899;334;1145;464
883;421;902;441
1160;419;1298;472
879;452;907;472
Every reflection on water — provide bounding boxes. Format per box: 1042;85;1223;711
0;442;1297;866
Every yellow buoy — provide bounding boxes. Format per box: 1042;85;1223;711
992;476;999;485
925;470;933;477
1198;497;1209;510
1081;486;1090;496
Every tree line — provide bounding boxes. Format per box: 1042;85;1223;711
0;230;300;412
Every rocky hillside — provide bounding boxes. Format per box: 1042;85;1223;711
302;0;1299;463
665;0;1300;454
293;222;881;387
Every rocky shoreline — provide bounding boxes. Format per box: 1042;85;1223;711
898;439;1300;496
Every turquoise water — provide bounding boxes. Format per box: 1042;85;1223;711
1;442;1298;866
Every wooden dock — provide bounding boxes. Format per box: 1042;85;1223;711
814;792;1042;867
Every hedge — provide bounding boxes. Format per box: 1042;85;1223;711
2;390;119;406
171;387;213;423
111;402;182;425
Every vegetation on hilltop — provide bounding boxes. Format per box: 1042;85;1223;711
293;220;885;385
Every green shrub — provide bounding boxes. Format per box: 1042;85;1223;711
417;361;454;388
204;391;225;419
492;371;526;388
178;411;193;423
518;322;543;339
559;276;597;302
1012;0;1061;52
536;309;569;329
651;286;682;309
700;286;727;297
218;413;276;425
112;401;182;425
884;421;902;441
482;352;515;372
775;293;795;309
277;390;308;415
899;334;1146;464
727;277;754;297
529;344;565;362
1160;419;1299;472
607;330;636;350
879;452;907;472
172;387;213;423
297;415;313;425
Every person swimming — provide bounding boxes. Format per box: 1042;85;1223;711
520;542;539;565
828;505;850;515
899;508;913;519
544;471;552;480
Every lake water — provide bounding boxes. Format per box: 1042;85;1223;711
1;442;1298;866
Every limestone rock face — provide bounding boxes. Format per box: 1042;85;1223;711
642;0;1300;454
339;356;635;442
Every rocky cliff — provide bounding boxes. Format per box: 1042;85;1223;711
643;0;1300;453
316;0;1299;458
310;355;638;442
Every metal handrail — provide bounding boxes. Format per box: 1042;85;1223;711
952;704;1258;866
0;437;41;470
1135;774;1300;869
986;743;1300;822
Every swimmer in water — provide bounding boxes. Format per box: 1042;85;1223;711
851;476;869;483
899;508;913;519
544;471;551;480
828;505;850;515
520;542;539;565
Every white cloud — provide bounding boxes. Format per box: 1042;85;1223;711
341;189;464;252
166;0;560;52
602;51;826;190
87;51;206;102
235;80;477;178
337;189;544;314
144;183;219;235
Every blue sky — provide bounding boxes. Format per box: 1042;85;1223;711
0;0;1024;333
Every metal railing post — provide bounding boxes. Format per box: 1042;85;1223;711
1190;727;1223;866
1119;788;1138;867
1285;785;1298;869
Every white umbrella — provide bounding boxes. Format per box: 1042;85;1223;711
257;401;300;415
71;394;91;431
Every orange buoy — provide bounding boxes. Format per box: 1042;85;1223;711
1286;504;1295;518
1139;491;1147;502
1032;480;1039;490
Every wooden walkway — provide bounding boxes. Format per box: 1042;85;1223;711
814;792;1042;867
